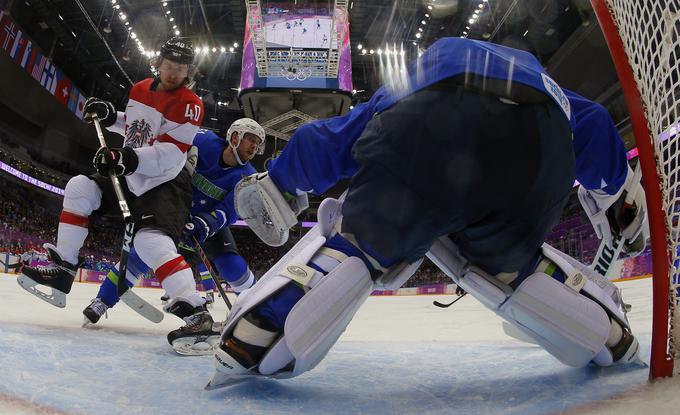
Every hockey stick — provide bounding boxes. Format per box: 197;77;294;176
433;292;467;308
91;117;163;323
191;236;233;310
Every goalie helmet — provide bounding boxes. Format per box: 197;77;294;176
227;118;266;156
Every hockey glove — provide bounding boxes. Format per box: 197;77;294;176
578;165;649;256
93;146;139;177
183;210;227;245
83;97;117;127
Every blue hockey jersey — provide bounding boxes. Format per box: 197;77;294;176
269;37;627;197
191;129;257;225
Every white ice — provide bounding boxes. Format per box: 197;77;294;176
1;274;678;415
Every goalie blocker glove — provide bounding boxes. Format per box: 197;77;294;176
93;147;139;177
578;165;648;255
83;97;117;127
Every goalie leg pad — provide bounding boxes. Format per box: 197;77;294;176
499;272;611;367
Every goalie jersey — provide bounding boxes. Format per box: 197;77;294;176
269;37;628;197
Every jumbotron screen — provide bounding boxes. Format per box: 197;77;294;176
240;3;352;91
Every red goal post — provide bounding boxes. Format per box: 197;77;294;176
590;0;677;379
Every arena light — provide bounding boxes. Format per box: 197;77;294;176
114;4;120;10
169;17;174;21
357;43;363;50
415;33;422;38
166;10;170;14
112;0;117;4
233;42;238;48
425;13;430;18
229;47;234;52
175;30;180;36
427;5;433;10
369;49;374;54
419;27;423;32
202;46;209;53
220;46;226;52
361;49;367;54
421;20;427;25
469;18;475;24
412;41;417;45
163;1;167;6
194;47;201;54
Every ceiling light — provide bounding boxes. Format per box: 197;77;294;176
419;28;423;32
202;46;209;53
163;1;168;6
229;47;234;52
463;31;467;35
124;21;129;26
361;49;366;54
119;13;126;20
175;30;180;35
194;47;200;53
425;13;430;18
220;46;226;52
415;33;421;38
349;105;354;110
173;25;177;29
465;26;470;29
233;42;238;48
478;3;484;8
412;41;417;45
421;20;426;25
131;32;137;39
369;49;374;54
357;44;363;49
169;17;174;21
114;5;120;10
212;47;216;52
377;48;382;54
427;5;433;10
112;0;117;4
469;18;475;24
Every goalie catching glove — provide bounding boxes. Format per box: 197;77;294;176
578;165;648;255
234;172;308;247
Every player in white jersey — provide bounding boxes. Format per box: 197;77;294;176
19;37;219;345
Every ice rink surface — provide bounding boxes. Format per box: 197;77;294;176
1;273;679;415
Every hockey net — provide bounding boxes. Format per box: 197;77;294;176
590;0;680;378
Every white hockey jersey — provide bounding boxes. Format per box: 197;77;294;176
107;78;204;196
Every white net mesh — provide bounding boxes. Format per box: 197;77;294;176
603;0;680;359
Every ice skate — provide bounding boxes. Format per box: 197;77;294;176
166;300;220;356
17;243;78;308
82;298;108;326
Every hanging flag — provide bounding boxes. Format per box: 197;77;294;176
30;51;47;82
16;37;32;68
75;92;87;119
54;69;72;106
0;14;16;52
40;59;57;94
68;86;80;114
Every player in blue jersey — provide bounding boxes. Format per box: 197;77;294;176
82;119;264;355
206;37;647;388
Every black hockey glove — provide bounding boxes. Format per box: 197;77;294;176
93;147;139;177
83;97;117;127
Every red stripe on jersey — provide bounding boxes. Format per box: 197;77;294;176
157;133;191;153
59;211;89;228
155;256;190;283
128;79;204;126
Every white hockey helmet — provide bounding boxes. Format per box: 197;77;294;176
226;118;266;156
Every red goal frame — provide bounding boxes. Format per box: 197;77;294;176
590;0;673;379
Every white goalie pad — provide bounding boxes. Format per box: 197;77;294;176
542;243;631;328
374;258;423;291
499;272;611;367
234;172;309;247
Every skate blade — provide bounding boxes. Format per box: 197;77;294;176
172;335;220;356
17;275;67;308
204;370;254;390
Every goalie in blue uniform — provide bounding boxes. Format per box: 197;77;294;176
206;37;648;388
83;119;263;355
